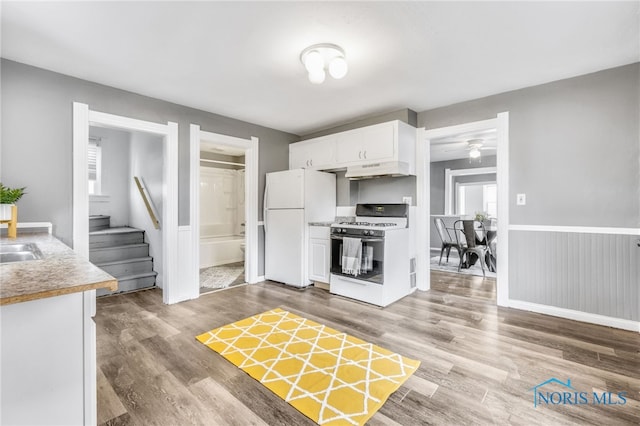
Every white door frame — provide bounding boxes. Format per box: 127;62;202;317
416;112;509;306
72;102;179;304
444;166;497;215
189;124;259;294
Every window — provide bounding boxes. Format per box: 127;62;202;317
484;184;497;217
88;141;102;195
456;182;497;217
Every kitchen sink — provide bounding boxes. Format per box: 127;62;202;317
0;243;44;263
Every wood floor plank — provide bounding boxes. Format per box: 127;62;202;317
97;366;128;425
189;377;270;426
95;272;640;425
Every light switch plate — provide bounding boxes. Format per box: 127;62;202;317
516;193;526;205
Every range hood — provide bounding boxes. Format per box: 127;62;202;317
345;161;411;180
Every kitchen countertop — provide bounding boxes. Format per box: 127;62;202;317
308;221;335;227
0;233;117;306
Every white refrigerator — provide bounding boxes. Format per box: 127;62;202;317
264;169;336;287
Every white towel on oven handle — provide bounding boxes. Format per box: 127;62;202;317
341;237;362;276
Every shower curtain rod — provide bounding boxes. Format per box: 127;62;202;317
200;159;245;167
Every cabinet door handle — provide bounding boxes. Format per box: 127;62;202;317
358;151;362;159
310;159;313;166
363;151;367;159
306;160;309;167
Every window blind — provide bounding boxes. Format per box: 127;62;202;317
88;142;98;180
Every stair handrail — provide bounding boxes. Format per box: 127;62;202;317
133;176;161;229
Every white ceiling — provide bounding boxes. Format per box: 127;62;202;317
2;2;638;136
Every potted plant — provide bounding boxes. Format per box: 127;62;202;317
0;183;26;221
474;211;488;222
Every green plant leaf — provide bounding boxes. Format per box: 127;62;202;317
0;183;27;204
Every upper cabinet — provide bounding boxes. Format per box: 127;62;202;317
289;135;336;170
336;122;396;164
289;120;417;173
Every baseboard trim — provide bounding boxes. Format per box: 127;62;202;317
254;275;265;284
509;224;640;235
508;299;640;332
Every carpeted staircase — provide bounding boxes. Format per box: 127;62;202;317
89;215;157;296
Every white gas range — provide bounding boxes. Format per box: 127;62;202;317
329;203;416;307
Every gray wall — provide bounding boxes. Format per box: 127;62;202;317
421;63;639;321
430;156;497;215
420;63;640;228
354;176;416;205
335;170;415;207
129;132;164;288
88;127;131;226
0;59;298;251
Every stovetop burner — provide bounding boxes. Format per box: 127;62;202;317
338;221;397;227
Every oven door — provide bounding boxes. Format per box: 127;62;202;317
330;235;384;284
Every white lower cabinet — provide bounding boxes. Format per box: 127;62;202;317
308;226;331;284
1;291;97;426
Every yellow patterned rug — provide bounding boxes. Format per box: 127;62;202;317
196;308;420;425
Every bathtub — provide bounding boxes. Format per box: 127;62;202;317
200;235;244;268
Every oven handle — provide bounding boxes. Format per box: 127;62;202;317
330;236;384;242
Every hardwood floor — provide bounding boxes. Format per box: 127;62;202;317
96;272;639;425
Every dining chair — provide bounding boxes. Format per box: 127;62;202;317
434;217;462;265
453;219;490;277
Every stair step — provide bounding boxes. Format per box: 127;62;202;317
89;227;144;249
89;215;110;232
97;271;157;297
95;257;153;277
89;243;149;264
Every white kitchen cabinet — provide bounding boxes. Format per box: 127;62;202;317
1;291;97;426
308;225;331;284
336;121;396;164
289;135;336;170
290;120;416;173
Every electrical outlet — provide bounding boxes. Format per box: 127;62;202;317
402;196;412;205
516;193;526;206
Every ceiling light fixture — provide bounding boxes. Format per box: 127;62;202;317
469;148;481;159
300;43;348;84
467;139;484;159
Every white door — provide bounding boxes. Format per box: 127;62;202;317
265;169;305;209
265;209;306;287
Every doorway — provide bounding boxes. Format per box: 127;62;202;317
198;143;246;293
189;125;259;296
72;103;180;304
87;126;164;296
416;113;509;306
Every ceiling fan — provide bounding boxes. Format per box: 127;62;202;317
439;138;496;159
465;139;496;158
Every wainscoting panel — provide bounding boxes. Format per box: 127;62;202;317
509;230;639;321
